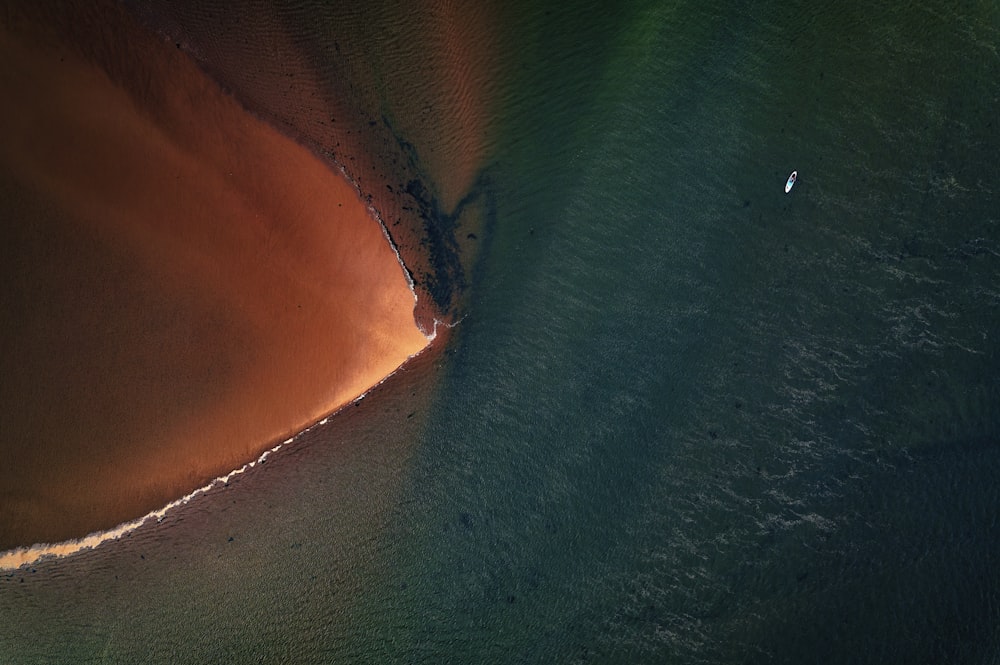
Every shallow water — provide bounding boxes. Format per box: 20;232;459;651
3;0;999;663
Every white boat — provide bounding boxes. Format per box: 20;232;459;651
784;171;797;193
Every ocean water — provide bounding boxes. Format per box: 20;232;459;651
3;1;999;663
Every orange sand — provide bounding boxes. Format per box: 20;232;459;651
0;12;428;549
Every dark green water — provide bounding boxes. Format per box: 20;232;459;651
3;1;1000;663
364;2;1000;661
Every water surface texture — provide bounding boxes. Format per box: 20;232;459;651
2;0;999;663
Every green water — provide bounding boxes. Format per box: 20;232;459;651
3;0;999;663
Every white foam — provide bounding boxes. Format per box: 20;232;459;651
0;333;442;572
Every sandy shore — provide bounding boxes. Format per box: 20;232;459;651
0;6;429;550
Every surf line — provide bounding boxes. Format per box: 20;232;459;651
0;171;459;571
0;332;443;572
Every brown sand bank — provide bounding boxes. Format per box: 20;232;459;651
0;8;428;550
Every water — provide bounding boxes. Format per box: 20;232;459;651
3;0;999;663
352;2;1000;661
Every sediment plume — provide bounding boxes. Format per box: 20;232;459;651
0;3;429;550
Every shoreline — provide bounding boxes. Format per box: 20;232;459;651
0;325;448;572
133;1;501;329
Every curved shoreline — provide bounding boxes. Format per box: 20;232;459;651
0;325;447;572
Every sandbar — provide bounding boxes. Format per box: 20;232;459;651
0;7;429;550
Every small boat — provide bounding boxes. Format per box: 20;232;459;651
784;170;797;193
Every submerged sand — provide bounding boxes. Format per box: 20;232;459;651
0;8;429;550
132;1;503;329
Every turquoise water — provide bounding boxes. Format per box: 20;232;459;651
3;1;1000;663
